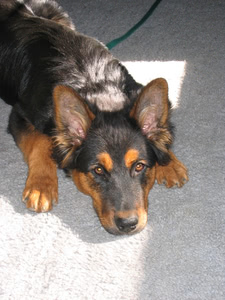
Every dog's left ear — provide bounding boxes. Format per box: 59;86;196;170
131;78;173;159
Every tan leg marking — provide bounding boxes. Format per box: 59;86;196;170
155;151;188;188
19;129;58;212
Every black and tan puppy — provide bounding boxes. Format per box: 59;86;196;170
0;0;188;235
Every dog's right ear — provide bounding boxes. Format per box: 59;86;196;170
53;85;93;148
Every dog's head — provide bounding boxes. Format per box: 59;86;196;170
53;78;172;235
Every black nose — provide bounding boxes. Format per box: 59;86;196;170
115;216;138;233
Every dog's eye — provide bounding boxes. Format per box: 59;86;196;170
135;162;145;173
94;166;104;176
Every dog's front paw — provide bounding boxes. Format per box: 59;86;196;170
155;153;188;188
22;176;58;212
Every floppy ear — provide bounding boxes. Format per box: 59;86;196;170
53;85;93;167
132;78;173;160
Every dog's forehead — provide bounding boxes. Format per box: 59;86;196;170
87;120;148;168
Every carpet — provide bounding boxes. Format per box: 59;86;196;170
0;0;225;299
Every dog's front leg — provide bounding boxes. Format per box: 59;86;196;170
18;129;58;212
155;151;188;188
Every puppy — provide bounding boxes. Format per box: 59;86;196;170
0;0;188;235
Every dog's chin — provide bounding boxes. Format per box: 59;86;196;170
101;219;147;236
103;225;146;236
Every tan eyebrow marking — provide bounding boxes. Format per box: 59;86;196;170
124;149;139;168
97;152;113;172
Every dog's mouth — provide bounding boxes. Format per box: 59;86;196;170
98;208;148;235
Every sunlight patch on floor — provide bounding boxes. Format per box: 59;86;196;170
123;61;187;108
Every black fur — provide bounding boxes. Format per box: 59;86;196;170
0;0;177;235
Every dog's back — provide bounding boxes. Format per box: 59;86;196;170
0;0;74;28
0;0;140;112
24;0;75;29
0;0;74;106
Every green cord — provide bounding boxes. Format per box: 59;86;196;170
106;0;163;50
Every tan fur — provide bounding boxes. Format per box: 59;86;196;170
97;152;113;172
124;149;139;168
156;151;189;187
18;127;58;212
